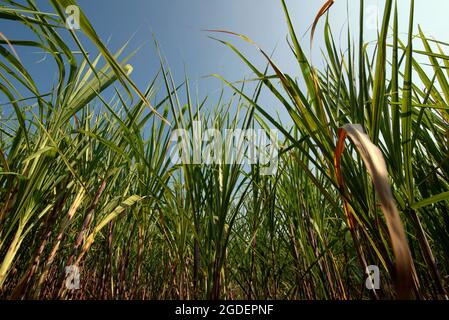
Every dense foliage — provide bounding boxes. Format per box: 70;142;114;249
0;0;448;299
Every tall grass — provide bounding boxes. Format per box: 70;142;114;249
0;0;448;300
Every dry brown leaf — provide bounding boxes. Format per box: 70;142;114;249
311;0;335;47
335;124;415;299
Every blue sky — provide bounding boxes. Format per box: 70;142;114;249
2;0;449;125
72;0;449;93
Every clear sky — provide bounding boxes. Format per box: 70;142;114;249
2;0;449;124
71;0;449;91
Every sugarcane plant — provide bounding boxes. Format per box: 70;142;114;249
0;0;448;299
